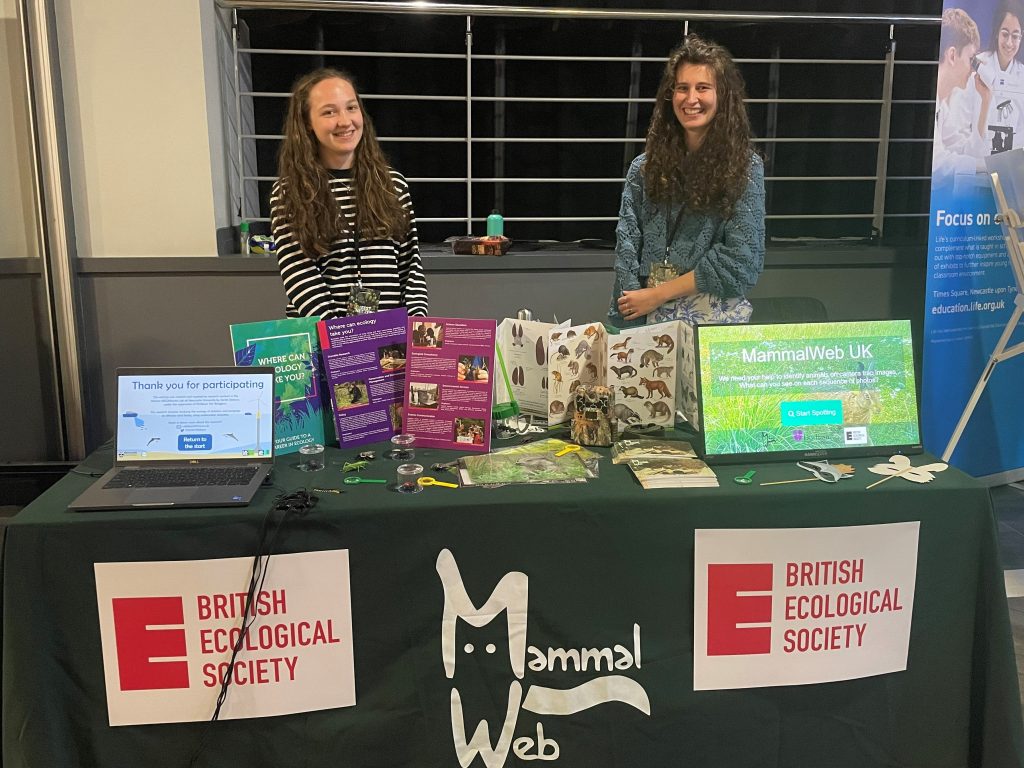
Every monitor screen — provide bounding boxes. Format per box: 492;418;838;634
115;368;275;462
694;320;922;464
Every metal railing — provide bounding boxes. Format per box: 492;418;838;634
216;1;940;241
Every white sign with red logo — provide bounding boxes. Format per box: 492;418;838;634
694;522;919;690
94;549;355;726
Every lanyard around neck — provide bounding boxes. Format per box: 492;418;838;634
352;227;363;286
664;203;687;263
336;173;363;286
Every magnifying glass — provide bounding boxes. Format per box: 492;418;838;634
733;470;756;485
417;476;459;489
343;476;388;485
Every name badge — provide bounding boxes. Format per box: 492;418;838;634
346;285;380;316
648;261;680;288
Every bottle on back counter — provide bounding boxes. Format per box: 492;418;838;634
240;220;251;255
486;209;504;237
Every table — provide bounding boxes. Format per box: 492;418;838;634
3;443;1022;768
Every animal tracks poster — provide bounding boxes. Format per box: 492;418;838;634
495;318;569;418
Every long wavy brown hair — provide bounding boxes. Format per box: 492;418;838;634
276;68;408;258
642;35;754;216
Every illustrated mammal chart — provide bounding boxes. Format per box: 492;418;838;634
546;322;607;426
606;320;683;429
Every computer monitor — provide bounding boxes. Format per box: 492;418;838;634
694;319;923;464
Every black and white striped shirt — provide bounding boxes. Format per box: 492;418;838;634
270;169;429;319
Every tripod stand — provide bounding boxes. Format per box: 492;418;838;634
943;150;1024;462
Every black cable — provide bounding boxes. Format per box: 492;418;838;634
187;488;318;767
64;437;116;479
68;468;105;478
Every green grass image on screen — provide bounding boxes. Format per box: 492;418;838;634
699;320;919;455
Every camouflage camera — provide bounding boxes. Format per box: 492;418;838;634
570;384;616;447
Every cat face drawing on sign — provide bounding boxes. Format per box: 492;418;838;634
436;549;650;768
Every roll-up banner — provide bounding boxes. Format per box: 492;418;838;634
924;0;1024;480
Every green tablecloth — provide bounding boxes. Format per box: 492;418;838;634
3;443;1022;767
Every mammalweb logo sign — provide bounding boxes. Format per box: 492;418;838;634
436;549;650;767
694;522;919;690
94;550;355;726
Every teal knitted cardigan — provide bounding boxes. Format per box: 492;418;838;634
608;150;766;328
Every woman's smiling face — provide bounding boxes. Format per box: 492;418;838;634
997;12;1022;69
671;63;718;149
307;77;364;169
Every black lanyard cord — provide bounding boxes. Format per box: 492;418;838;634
352;227;363;286
664;203;687;262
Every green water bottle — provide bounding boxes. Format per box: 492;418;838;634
486;209;504;237
240;220;251;255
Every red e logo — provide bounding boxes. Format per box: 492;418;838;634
706;564;772;656
111;597;189;690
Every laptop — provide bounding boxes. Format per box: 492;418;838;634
69;366;276;511
693;319;923;465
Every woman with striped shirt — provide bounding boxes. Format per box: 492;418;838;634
271;68;428;318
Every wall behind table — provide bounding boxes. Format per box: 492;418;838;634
53;0;218;258
77;246;925;451
1;5;38;261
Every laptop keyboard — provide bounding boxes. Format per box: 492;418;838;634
103;466;260;489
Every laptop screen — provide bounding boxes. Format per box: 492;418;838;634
694;320;922;464
114;367;275;463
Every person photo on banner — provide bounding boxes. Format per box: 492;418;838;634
933;9;986;185
271;68;429;319
953;0;1024;159
608;34;765;329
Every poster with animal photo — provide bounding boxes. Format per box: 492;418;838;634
495;318;569;418
546;322;607;426
606;320;681;428
403;316;496;452
318;308;408;448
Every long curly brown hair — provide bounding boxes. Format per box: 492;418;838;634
276;68;408;258
642;35;754;216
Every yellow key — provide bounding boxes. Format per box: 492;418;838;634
554;444;582;457
417;476;459;489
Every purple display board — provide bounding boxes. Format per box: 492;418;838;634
318;308;408;448
403;317;496;452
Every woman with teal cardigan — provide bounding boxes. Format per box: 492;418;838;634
609;35;765;329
